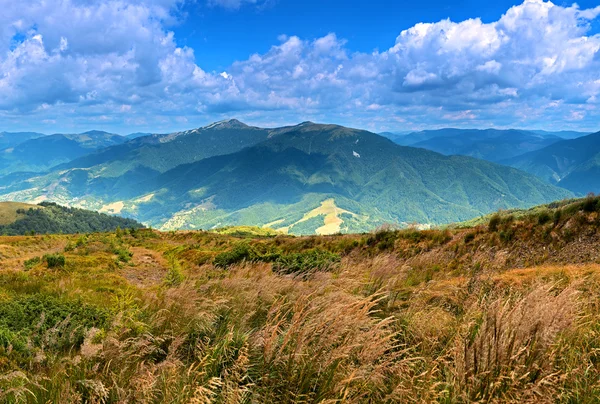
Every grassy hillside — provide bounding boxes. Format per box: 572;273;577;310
0;202;143;236
2;196;600;401
0;202;42;225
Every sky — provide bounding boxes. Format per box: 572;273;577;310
0;0;599;134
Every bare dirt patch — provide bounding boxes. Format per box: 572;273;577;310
123;247;169;287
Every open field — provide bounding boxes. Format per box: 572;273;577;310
2;197;600;402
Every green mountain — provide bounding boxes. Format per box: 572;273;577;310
0;122;573;234
505;131;600;195
386;129;563;162
0;132;46;150
55;119;271;178
0;131;125;174
0;201;143;235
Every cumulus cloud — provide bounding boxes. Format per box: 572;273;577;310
0;0;599;132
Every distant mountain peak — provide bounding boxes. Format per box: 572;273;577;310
81;130;118;137
204;119;249;130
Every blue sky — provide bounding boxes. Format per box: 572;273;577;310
180;0;600;71
0;0;599;134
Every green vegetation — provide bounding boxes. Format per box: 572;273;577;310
272;248;340;276
211;225;279;237
42;253;65;269
23;257;40;270
1;196;600;401
0;202;143;236
213;242;340;276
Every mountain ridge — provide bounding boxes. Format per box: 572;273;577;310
505;130;600;195
0;121;575;234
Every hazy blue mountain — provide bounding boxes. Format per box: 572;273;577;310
405;129;561;162
382;128;563;162
378;131;412;143
0;131;125;174
0;132;46;150
505;131;600;195
0;121;572;234
126;132;153;139
530;130;590;140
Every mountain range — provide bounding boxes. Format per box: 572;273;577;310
0;120;573;234
505;131;600;195
383;128;589;162
0;130;125;174
0;132;46;150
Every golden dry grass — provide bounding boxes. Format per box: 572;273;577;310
0;202;41;226
2;201;600;402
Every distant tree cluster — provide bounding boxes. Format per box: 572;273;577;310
0;202;144;236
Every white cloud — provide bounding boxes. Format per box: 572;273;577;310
0;0;599;132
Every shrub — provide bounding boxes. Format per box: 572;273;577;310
273;249;340;276
164;259;184;287
43;253;65;269
537;210;551;225
463;232;476;244
113;246;133;263
499;229;514;244
213;243;260;268
553;209;562;225
0;294;109;356
488;214;501;232
582;194;598;212
23;257;41;270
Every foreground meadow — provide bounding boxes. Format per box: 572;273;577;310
2;198;600;403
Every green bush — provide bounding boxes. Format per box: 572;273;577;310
464;232;476;244
43;253;65;268
0;294;109;357
537;210;551;225
24;256;41;270
114;246;133;263
499;229;515;244
553;209;562;225
273;249;341;276
213;243;260;268
488;214;501;232
582;195;599;212
164;259;184;287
